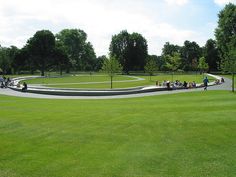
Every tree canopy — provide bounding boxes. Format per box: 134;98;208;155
56;29;96;71
101;56;122;89
109;30;148;73
215;3;236;92
27;30;56;76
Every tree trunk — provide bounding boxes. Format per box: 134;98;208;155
41;68;45;76
66;66;70;74
172;71;174;82
111;76;113;89
60;66;63;76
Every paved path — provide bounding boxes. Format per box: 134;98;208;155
0;76;232;100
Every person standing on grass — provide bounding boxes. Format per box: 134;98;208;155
203;77;209;91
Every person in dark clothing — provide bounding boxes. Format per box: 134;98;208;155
166;81;171;90
183;81;188;88
22;82;28;92
203;77;209;90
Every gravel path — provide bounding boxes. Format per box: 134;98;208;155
0;75;232;100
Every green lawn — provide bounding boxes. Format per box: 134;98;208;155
0;91;235;177
23;74;212;89
24;75;134;84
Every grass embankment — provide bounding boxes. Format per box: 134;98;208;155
24;74;212;89
0;91;235;177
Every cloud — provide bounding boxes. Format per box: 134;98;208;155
0;0;216;56
214;0;236;6
164;0;189;6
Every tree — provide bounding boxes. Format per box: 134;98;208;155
222;42;236;92
56;29;96;72
80;42;96;71
13;47;29;74
7;46;19;74
204;39;220;72
101;56;122;89
53;44;69;76
145;59;157;81
109;30;148;73
215;3;236;92
94;55;107;71
198;57;209;75
162;42;181;56
165;52;182;82
129;33;148;71
0;47;10;74
27;30;56;76
180;41;202;71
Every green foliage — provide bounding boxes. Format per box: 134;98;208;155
101;56;122;88
0;47;10;74
56;29;96;71
198;57;209;73
0;91;235;176
165;52;181;72
53;44;69;75
180;40;202;71
215;3;236;91
94;55;107;71
0;46;18;74
203;39;220;72
109;30;148;73
144;59;157;80
162;42;181;56
27;30;56;76
215;3;236;59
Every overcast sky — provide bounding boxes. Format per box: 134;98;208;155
0;0;235;56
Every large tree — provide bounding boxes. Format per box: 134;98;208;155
162;42;181;56
0;47;10;75
203;39;220;72
109;30;148;73
13;47;32;74
56;29;96;72
180;41;202;71
215;3;236;92
27;30;56;76
53;43;69;76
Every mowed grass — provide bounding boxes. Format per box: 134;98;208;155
24;74;212;89
24;75;134;84
0;91;235;177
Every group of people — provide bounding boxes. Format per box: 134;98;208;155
0;76;11;88
156;80;197;90
1;75;27;92
157;76;225;91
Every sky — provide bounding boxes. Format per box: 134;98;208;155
0;0;235;56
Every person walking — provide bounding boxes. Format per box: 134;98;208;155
203;77;209;91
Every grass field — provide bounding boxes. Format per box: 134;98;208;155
0;91;235;177
23;74;212;89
